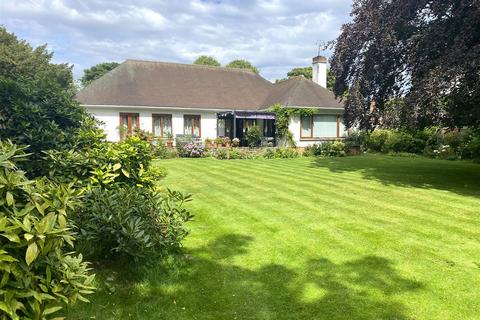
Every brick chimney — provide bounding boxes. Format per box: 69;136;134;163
312;55;327;88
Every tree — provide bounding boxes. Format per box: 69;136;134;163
0;27;93;175
326;69;336;92
285;66;335;91
330;0;480;130
287;67;312;79
226;59;259;74
193;55;220;67
80;62;119;87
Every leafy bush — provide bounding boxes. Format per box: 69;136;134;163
304;142;346;157
0;28;97;177
180;142;205;158
245;126;262;148
73;187;193;261
213;148;229;160
45;136;166;188
303;144;322;157
262;148;276;159
0;141;94;319
433;144;458;160
322;141;346;157
463;135;480;161
152;141;178;159
273;148;299;158
365;129;391;152
383;131;425;154
232;138;240;147
228;148;251;159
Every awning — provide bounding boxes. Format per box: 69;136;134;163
217;111;275;120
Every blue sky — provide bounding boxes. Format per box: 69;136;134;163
1;0;353;81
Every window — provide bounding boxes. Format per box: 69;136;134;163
119;113;139;138
152;114;172;138
263;119;275;137
184;115;201;137
300;114;339;138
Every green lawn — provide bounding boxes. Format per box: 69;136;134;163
65;155;480;319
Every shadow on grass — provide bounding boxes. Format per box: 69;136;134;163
69;234;423;319
310;155;480;198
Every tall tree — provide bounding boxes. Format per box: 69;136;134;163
0;27;92;175
193;55;220;67
226;59;259;74
81;62;119;87
330;0;480;130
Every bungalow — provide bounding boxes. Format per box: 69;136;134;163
76;55;344;147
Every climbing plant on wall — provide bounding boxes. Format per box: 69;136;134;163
269;104;316;146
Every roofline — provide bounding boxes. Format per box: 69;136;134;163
82;104;343;113
81;104;235;112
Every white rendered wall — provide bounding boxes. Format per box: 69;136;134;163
289;111;345;147
83;106;218;142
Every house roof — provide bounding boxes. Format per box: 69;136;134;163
76;59;343;111
261;76;343;110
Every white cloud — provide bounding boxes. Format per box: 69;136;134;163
0;0;352;81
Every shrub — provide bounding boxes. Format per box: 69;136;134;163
322;141;346;157
365;129;391;152
73;187;193;261
0;28;93;177
463;135;480;161
245;126;262;148
384;131;425;154
0;141;94;319
45;136;166;188
213;148;228;160
263;148;276;159
152;141;178;159
181;142;205;158
303;144;322;157
433;144;458;160
228;148;250;159
274;147;299;158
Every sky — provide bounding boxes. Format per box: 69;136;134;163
1;0;353;81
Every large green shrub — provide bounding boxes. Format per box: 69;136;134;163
73;187;193;261
45;136;166;188
0;27;95;177
383;131;425;154
0;141;94;319
365;129;391;152
463;135;480;161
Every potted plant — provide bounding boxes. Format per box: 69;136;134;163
214;137;223;148
223;137;231;147
232;138;240;147
165;132;174;147
205;138;212;148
